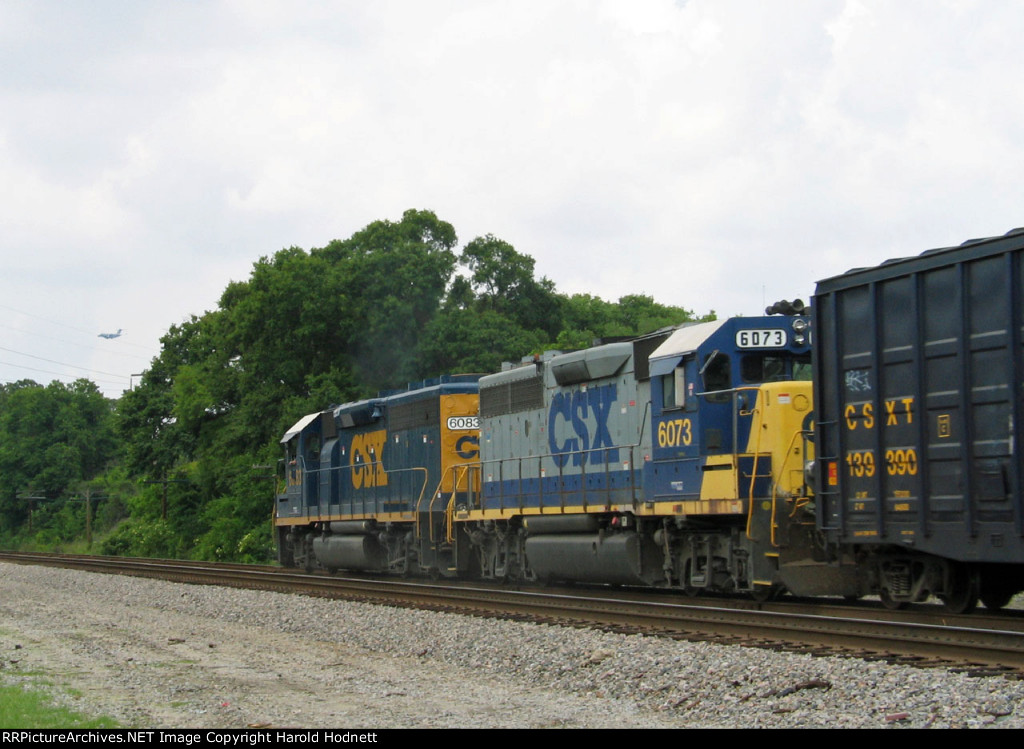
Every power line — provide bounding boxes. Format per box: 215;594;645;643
0;322;154;362
0;360;127;388
0;302;158;353
0;345;130;380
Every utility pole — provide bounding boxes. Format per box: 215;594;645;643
17;495;46;532
142;476;190;520
84;486;93;548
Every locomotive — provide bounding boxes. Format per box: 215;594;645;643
275;228;1024;614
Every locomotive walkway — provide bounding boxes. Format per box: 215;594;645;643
2;550;1022;678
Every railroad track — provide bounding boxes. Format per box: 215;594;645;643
2;550;1022;678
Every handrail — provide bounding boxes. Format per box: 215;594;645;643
741;392;813;547
766;428;813;547
442;464;479;543
745;401;766;541
412;463;482;545
295;456;429;521
477;441;644;512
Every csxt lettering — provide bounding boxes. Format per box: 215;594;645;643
548;385;619;467
844;397;915;430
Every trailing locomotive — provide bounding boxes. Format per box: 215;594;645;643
276;228;1024;613
276;376;482;577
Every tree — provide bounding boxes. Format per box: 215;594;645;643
459;235;562;338
0;379;118;540
45;209;715;563
317;209;459;387
555;293;712;350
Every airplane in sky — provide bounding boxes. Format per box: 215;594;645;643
98;329;123;339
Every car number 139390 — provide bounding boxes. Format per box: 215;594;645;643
735;329;787;348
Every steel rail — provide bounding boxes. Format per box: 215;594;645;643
2;551;1022;676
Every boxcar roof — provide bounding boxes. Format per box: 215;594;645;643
816;227;1024;292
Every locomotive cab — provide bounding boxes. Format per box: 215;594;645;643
646;317;813;508
645;316;824;597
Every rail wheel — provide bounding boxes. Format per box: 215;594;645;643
878;589;907;610
939;564;979;615
750;584;781;602
980;589;1014;611
682;561;701;597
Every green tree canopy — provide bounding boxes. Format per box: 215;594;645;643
2;208;715;562
0;379;118;537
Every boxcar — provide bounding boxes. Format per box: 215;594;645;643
813;228;1024;610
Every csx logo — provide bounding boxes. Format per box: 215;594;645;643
350;430;388;488
548;384;619;467
455;435;479;459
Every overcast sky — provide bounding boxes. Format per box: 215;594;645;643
2;0;1022;397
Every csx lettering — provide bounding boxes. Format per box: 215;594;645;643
351;430;388;488
657;418;692;448
844;403;874;430
455;435;480;460
845;397;915;430
548;385;619;467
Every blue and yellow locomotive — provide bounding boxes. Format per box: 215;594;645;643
276;314;820;598
276;375;482;577
276;229;1024;612
456;314;815;597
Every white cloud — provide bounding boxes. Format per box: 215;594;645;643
2;0;1024;394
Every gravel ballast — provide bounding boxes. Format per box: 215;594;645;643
0;562;1022;729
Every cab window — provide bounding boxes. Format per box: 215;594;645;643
740;353;813;383
701;352;731;403
741;355;786;383
661;367;687;410
306;434;321;463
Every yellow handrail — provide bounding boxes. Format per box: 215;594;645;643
420;463;479;545
743;390;812;548
767;428;811;547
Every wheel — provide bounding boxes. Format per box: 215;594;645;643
682;561;701;597
750;584;780;603
939;565;979;615
879;589;907;610
980;590;1014;611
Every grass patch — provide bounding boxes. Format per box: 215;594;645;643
0;681;119;729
